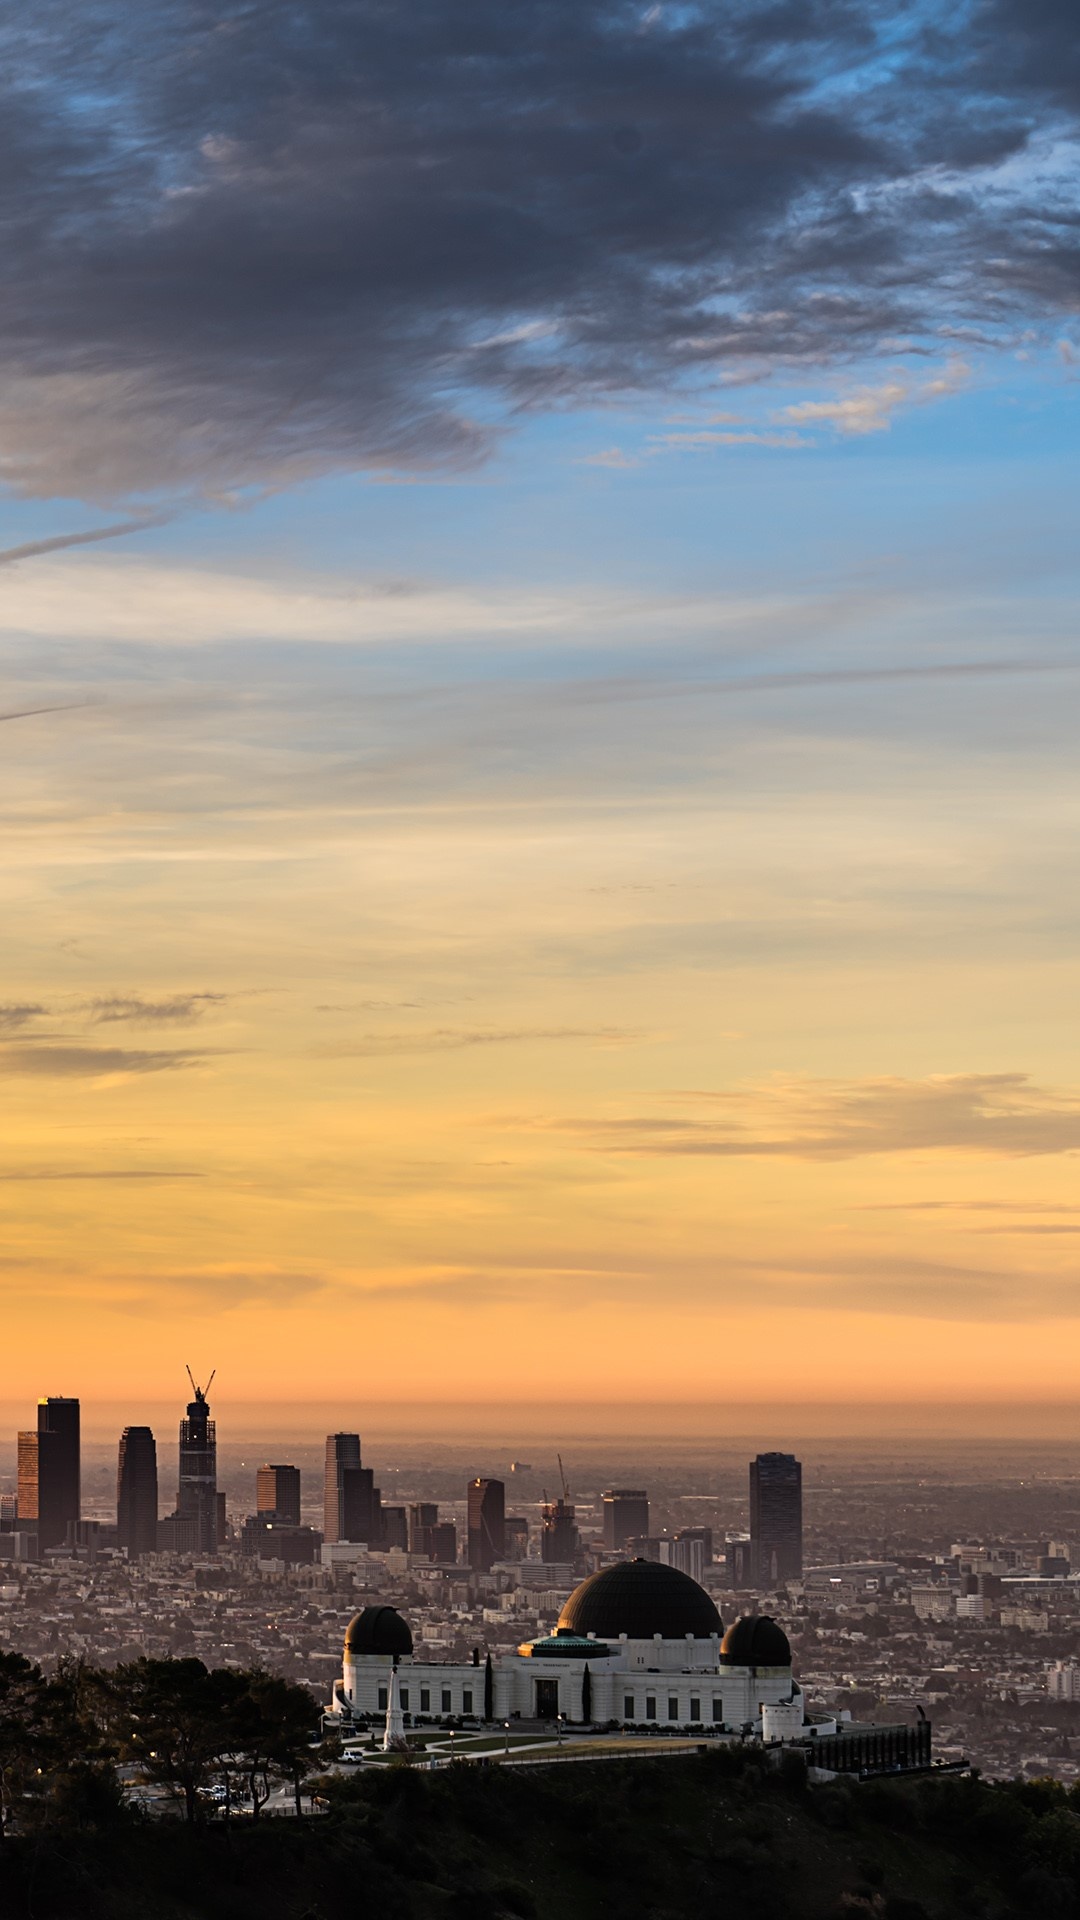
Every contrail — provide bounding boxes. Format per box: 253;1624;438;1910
0;702;92;724
0;518;165;568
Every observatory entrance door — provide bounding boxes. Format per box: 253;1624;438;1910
534;1677;559;1719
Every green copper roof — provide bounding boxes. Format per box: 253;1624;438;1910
518;1632;612;1659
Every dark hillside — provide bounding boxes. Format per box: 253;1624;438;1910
3;1752;1079;1920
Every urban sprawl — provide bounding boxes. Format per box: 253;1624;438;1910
4;1386;1080;1785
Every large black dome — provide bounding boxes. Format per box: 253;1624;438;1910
345;1606;413;1658
720;1615;791;1668
558;1560;723;1641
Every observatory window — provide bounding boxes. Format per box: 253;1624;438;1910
712;1700;723;1722
623;1695;635;1720
442;1689;452;1712
689;1698;701;1722
420;1688;430;1712
377;1687;387;1710
645;1696;656;1720
667;1698;679;1721
400;1690;409;1709
463;1689;473;1713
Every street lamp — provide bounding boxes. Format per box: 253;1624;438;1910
503;1721;510;1758
556;1713;564;1748
449;1729;456;1765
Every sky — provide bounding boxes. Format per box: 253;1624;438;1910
1;0;1079;1417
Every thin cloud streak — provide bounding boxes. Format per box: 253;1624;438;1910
0;702;92;724
0;1045;215;1077
85;993;227;1024
323;1026;637;1059
558;1074;1080;1161
0;1005;48;1031
0;1169;203;1181
0;519;166;566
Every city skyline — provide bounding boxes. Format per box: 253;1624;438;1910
2;1380;800;1574
0;0;1078;1409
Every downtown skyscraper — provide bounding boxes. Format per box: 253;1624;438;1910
177;1375;219;1554
117;1426;158;1559
602;1489;649;1551
749;1451;803;1586
257;1463;301;1526
324;1432;382;1544
17;1397;80;1550
467;1476;505;1571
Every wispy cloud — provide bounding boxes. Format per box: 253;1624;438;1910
84;993;227;1025
782;361;972;437
552;1074;1080;1160
648;430;811;451
0;702;92;724
0;519;165;566
323;1026;637;1059
0;1045;213;1078
718;1253;1080;1324
104;1268;330;1314
579;447;642;469
0;1168;203;1181
0;1004;49;1032
856;1201;1080;1214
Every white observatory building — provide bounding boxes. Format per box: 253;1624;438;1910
329;1559;807;1734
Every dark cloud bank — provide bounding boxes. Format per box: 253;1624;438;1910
1;0;1076;501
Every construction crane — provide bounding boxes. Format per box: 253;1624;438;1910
557;1454;571;1503
186;1364;216;1400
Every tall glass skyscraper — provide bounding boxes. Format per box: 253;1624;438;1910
749;1451;803;1586
324;1433;382;1543
17;1397;80;1549
467;1476;505;1570
117;1426;158;1558
602;1488;649;1551
257;1463;301;1526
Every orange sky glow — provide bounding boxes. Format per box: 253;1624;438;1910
3;563;1079;1414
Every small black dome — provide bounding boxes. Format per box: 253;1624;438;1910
344;1606;413;1657
559;1560;722;1641
720;1615;791;1667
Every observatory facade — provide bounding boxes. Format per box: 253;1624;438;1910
330;1559;808;1734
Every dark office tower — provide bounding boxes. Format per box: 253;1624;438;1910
344;1467;382;1544
42;1397;80;1539
541;1497;579;1564
467;1477;505;1571
504;1516;530;1560
428;1521;458;1564
382;1506;408;1550
177;1377;218;1554
117;1427;158;1559
602;1489;649;1551
408;1502;439;1556
324;1433;361;1541
257;1464;301;1526
18;1398;81;1550
749;1452;803;1586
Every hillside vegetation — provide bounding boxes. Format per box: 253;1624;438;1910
5;1749;1080;1920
